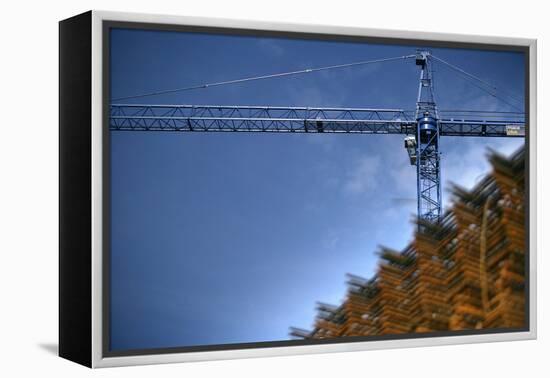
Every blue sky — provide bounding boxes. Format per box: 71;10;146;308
109;28;525;351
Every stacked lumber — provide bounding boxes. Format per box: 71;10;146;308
375;247;416;334
291;147;526;339
342;274;381;336
410;228;452;332
483;151;526;329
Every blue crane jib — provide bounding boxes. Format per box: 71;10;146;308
109;51;525;225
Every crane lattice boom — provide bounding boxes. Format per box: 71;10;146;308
109;50;525;224
110;104;523;137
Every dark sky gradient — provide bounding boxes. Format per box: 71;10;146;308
109;28;525;351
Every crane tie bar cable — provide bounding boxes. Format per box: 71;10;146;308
112;54;416;101
430;54;524;111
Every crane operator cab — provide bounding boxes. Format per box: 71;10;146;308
405;112;439;166
417;112;438;145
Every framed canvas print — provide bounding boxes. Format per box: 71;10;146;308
59;10;537;368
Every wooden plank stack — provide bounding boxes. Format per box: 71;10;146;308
291;147;526;339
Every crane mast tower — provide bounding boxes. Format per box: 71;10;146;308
413;50;442;223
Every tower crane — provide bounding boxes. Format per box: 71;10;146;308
109;50;525;224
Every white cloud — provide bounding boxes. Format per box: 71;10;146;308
257;39;285;58
389;160;417;189
491;138;524;156
322;235;340;250
304;133;339;152
441;138;524;207
342;155;381;195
